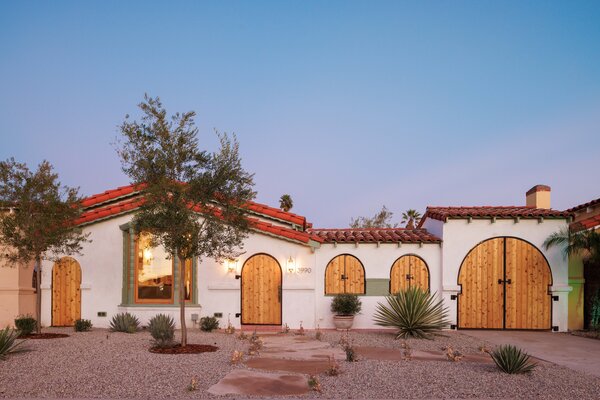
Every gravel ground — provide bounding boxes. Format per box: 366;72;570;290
2;328;600;399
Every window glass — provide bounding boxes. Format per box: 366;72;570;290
136;233;173;302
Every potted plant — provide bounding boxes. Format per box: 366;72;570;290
331;293;362;330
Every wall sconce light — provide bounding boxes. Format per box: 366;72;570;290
287;256;297;274
142;247;153;266
225;258;238;274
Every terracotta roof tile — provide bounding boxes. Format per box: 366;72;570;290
307;228;441;244
418;206;571;226
567;197;600;213
571;215;600;231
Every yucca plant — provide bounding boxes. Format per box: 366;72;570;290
490;344;537;374
109;312;140;333
148;314;175;348
0;327;29;360
373;287;449;339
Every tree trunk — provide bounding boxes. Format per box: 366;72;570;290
179;255;187;347
35;256;42;334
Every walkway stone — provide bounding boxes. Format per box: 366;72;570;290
259;334;346;361
207;369;308;396
246;357;332;374
355;346;495;363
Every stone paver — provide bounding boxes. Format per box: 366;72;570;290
259;334;346;360
462;330;600;377
207;369;308;396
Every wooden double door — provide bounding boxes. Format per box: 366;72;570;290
390;255;429;293
458;237;553;330
52;257;82;326
325;254;365;294
241;254;282;325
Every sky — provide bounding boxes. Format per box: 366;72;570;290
1;1;599;228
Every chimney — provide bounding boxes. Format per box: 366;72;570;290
526;185;551;209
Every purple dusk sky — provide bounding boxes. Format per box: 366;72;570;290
1;1;599;228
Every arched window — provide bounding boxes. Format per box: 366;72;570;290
390;255;429;294
325;254;365;295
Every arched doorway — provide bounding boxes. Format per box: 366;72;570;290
457;237;553;330
390;255;429;293
324;254;365;294
52;257;82;326
241;254;282;325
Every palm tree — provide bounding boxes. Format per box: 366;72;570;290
279;194;293;212
544;227;600;265
401;209;422;229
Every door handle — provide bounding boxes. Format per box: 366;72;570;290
406;274;413;280
498;279;512;285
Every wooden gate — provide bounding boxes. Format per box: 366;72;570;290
390;255;429;293
241;254;282;325
458;237;552;329
325;254;365;294
52;257;81;326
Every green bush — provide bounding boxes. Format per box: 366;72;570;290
148;314;175;348
109;312;140;333
330;294;362;316
590;289;600;330
0;327;29;360
14;315;37;336
200;316;220;332
74;319;93;332
490;344;537;374
373;286;449;339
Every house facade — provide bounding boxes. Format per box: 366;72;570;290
24;184;572;331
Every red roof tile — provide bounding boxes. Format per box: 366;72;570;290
418;206;571;226
308;228;441;244
571;215;600;231
567;197;600;213
80;184;146;208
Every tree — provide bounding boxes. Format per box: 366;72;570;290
279;194;293;212
401;209;422;229
116;95;255;347
0;159;89;333
350;205;397;228
544;227;600;266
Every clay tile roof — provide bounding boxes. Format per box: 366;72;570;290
567;197;600;213
571;215;600;231
80;184;146;208
307;228;441;244
418;206;571;226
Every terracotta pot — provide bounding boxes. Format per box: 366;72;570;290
333;315;355;331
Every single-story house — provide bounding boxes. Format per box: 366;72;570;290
3;184;577;331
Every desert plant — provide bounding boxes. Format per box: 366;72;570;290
0;327;29;360
308;375;322;393
330;294;362;316
591;290;600;330
326;355;341;376
230;350;244;364
109;312;140;333
373;287;449;339
14;315;37;336
187;376;199;391
490;344;537;374
443;346;463;362
74;319;93;332
200;316;220;332
148;314;175;348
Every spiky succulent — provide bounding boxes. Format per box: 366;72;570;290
109;312;140;333
490;344;537;374
0;327;29;360
148;314;175;348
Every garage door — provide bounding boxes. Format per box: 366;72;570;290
458;237;552;330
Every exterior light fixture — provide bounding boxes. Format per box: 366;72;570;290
142;248;154;266
225;259;238;274
287;256;296;274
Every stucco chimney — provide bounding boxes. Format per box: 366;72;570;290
526;185;551;209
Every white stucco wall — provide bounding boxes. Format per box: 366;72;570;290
439;218;570;331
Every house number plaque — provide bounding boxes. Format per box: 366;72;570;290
298;267;312;274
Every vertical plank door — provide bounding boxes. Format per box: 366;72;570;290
52;257;81;326
241;254;282;325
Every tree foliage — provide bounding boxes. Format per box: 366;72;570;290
0;158;89;333
401;209;422;229
279;194;293;212
544;227;600;266
350;205;397;229
116;94;256;346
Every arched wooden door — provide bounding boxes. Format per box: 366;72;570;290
52;257;81;326
390;255;429;293
241;254;282;325
458;237;552;330
325;254;365;294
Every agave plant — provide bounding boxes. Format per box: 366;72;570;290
0;327;29;360
490;344;537;374
148;314;175;348
373;287;449;339
109;312;140;333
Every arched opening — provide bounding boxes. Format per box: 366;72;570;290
390;255;430;294
457;237;553;330
324;254;365;295
241;253;282;325
52;257;82;326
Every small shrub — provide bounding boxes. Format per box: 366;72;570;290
224;322;235;334
74;319;93;332
296;321;305;336
237;331;248;340
148;314;175;348
443;345;463;362
0;327;29;360
109;312;140;333
315;328;323;341
401;341;412;360
230;350;244;364
281;323;290;334
330;294;362;316
308;375;322;393
200;316;219;332
590;289;600;330
14;315;37;336
490;344;537;374
326;355;341;376
373;287;450;339
187;376;199;391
